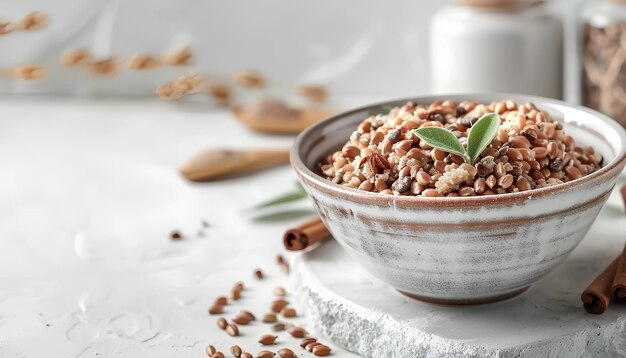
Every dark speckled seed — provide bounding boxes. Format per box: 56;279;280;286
456;105;467;116
387;129;401;143
429;113;446;124
549;158;564;172
392;176;411;193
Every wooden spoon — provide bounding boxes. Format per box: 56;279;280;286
233;98;332;135
179;148;291;182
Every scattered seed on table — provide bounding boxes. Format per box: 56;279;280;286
312;345;331;356
273;287;286;297
217;317;228;330
233;314;252;325
254;269;264;280
202;219;210;228
258;334;277;345
276;254;285;265
263;313;277;323
226;323;239;336
281;308;296;318
215;296;228;305
277;348;296;358
256;350;276;358
209;305;224;315
305;342;321;352
230;345;243;357
170;230;181;240
240;310;256;321
288;326;306;338
271;299;288;313
212;352;225;358
241;353;253;358
300;338;317;348
206;344;217;356
231;288;241;300
279;262;289;274
271;322;286;332
234;282;245;291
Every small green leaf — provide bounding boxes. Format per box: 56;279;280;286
254;184;307;209
413;127;466;159
467;113;501;164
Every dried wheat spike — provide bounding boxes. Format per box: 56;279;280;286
15;11;48;31
13;65;46;80
298;84;328;102
127;54;161;70
206;83;232;105
0;20;13;36
232;70;265;88
156;74;204;100
90;58;119;77
60;48;92;66
156;81;186;100
174;74;205;93
163;47;194;66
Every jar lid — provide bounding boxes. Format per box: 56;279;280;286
458;0;544;9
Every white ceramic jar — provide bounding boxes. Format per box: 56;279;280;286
430;0;563;99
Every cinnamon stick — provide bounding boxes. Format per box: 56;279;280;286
612;243;626;300
283;217;332;251
581;256;620;314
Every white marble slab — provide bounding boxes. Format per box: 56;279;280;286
292;185;626;357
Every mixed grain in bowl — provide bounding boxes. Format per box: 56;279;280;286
320;99;602;197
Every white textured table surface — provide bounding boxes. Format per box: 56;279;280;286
0;96;358;357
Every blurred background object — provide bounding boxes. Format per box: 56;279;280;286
0;0;587;104
430;0;563;99
581;0;626;128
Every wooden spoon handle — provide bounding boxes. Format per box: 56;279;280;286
179;148;291;182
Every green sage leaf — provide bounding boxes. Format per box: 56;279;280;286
467;112;501;164
254;184;307;209
413;127;466;159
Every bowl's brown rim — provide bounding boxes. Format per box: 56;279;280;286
291;94;626;208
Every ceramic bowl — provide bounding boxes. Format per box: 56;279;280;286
291;94;626;305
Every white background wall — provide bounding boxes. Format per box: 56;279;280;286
0;0;587;102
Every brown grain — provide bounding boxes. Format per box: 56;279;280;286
263;313;277;323
300;338;317;348
215;296;228;305
287;326;306;338
230;345;243;357
259;335;278;345
272;322;286;331
226;323;239;336
256;351;276;358
281;308;297;318
206;345;217;356
208;305;224;315
217;317;228;330
312;345;331;356
271;299;288;313
254;268;264;280
277;348;296;358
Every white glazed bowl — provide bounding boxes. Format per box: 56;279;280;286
291;94;626;305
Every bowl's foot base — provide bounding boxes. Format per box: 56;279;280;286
397;286;530;306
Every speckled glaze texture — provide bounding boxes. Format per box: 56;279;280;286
291;94;626;304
